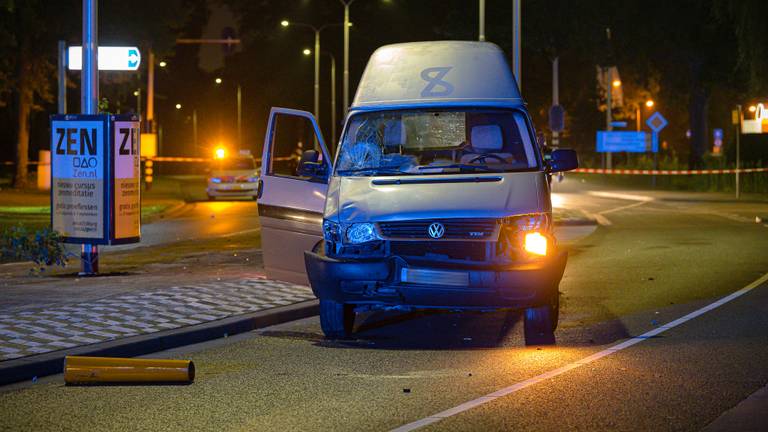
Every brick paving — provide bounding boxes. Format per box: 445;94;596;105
0;278;314;361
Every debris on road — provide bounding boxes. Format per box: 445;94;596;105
63;356;195;386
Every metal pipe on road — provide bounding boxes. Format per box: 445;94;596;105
64;356;195;385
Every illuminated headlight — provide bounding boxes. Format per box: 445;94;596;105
499;213;552;258
247;176;259;183
345;223;380;244
323;220;341;242
210;177;222;183
323;220;381;244
524;232;548;256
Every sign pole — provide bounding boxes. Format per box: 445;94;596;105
512;0;521;87
147;50;154;133
552;57;559;146
605;67;613;170
478;0;486;41
58;41;67;114
736;104;741;199
81;0;99;275
237;85;242;149
652;132;658;187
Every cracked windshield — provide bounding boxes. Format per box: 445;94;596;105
336;109;538;175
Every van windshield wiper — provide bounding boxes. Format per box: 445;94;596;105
417;164;501;172
336;165;410;175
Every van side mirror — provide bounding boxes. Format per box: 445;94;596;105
548;149;578;173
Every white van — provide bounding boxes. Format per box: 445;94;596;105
256;41;578;344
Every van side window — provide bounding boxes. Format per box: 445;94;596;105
269;113;319;178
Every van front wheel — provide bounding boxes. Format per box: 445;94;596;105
319;300;355;339
523;295;558;345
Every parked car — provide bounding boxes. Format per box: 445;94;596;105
206;151;259;200
255;41;578;344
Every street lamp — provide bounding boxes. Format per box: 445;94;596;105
339;0;359;114
212;78;243;148
158;61;167;68
301;47;337;144
634;99;655;131
612;79;622;88
175;103;182;110
281;20;343;128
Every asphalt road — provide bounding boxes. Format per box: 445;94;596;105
112;199;261;250
2;180;768;431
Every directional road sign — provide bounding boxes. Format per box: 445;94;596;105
646;111;668;133
596;131;650;153
68;46;141;71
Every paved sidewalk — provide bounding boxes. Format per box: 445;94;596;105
0;277;312;361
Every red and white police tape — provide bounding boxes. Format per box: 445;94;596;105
573;167;768;175
139;156;296;163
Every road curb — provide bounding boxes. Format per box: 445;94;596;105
149;200;189;221
0;299;319;387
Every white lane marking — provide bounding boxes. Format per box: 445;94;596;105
598;200;649;216
591;212;613;226
587;191;655;202
391;271;768;432
216;228;261;238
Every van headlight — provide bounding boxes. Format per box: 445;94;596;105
523;232;548;256
323;220;381;244
345;223;380;244
499;213;552;258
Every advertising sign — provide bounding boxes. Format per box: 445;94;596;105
67;46;141;71
51;114;141;245
596;131;652;153
742;103;768;134
113;120;141;242
51;115;109;243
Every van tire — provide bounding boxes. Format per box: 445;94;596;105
320;300;355;339
523;295;558;345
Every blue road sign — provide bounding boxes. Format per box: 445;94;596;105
713;128;723;153
610;121;628;128
646;112;668;132
596;131;651;153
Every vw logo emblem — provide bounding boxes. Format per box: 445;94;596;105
427;222;445;239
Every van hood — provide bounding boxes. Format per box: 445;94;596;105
324;172;548;223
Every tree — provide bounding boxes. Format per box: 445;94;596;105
714;0;768;95
0;1;76;188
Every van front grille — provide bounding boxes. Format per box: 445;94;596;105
378;219;498;240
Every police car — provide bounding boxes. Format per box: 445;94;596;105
206;149;260;200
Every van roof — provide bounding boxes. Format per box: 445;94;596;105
351;41;523;111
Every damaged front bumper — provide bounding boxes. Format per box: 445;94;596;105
304;249;567;310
